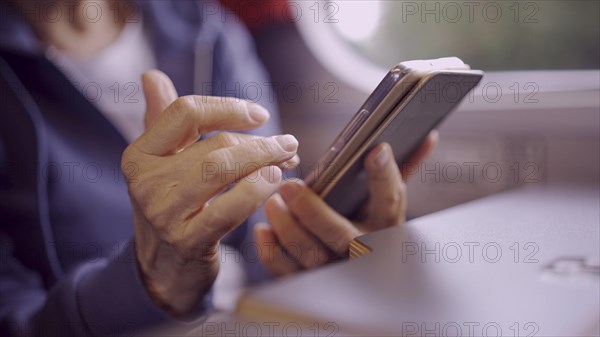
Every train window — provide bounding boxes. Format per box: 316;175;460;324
296;1;599;92
326;1;598;70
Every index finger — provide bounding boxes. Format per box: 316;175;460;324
134;96;270;156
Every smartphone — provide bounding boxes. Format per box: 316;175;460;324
305;57;483;218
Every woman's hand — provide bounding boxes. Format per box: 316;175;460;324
256;134;438;275
122;70;298;315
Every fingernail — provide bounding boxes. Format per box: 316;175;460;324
279;182;302;203
274;135;298;153
248;103;270;123
375;144;391;168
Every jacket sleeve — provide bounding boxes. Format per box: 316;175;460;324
0;56;212;336
0;233;212;337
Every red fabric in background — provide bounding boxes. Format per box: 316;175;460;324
219;0;292;30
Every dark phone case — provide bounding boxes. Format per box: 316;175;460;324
323;72;483;218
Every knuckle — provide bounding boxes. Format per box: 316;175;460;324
203;209;234;236
121;145;135;162
213;132;238;148
208;150;234;169
199;152;228;185
369;166;390;181
255;138;279;157
224;97;247;115
206;97;245;122
202;210;219;228
168;96;198;124
382;192;402;208
165;228;186;248
172;96;196;113
295;197;320;225
145;205;167;228
202;151;219;166
135;184;165;215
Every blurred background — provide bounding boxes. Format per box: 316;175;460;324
221;0;600;217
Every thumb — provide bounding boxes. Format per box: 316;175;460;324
142;70;178;130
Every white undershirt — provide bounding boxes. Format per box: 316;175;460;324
46;19;156;143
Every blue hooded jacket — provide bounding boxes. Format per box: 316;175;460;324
0;1;279;335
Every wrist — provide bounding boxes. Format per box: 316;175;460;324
133;217;219;316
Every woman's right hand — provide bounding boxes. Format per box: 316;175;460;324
121;70;298;316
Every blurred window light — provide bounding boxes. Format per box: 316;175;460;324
325;0;599;71
295;1;599;111
331;1;382;42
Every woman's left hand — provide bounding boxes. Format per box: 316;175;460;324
256;132;438;275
